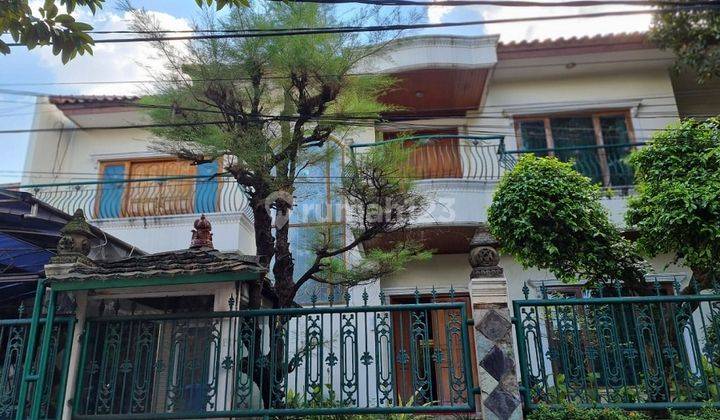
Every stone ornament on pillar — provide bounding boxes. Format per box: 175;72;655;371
468;225;522;420
51;209;96;265
469;227;503;278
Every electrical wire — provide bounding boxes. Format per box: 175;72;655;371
6;7;713;47
0;56;684;88
270;0;715;6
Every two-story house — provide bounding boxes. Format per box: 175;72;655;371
16;32;716;308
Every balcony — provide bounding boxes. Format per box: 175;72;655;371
14;174;251;221
353;136;638;253
13;141;637;233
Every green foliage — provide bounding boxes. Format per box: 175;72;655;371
650;3;720;84
670;406;720;420
528;405;649;420
133;2;423;306
488;155;647;289
280;386;430;420
0;0;245;62
626;118;720;280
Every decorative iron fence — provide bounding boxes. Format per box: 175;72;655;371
500;142;640;188
513;278;720;411
13;175;251;221
350;135;507;181
0;307;75;420
73;291;477;418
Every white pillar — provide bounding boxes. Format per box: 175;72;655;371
62;291;87;420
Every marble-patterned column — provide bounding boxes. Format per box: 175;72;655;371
468;226;522;420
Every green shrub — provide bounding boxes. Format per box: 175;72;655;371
488;155;647;290
527;404;650;420
670;406;720;420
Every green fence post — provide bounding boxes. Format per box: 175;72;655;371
30;289;58;419
15;279;47;420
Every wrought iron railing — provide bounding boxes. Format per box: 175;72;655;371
0;306;75;420
350;135;507;181
73;290;476;418
500;142;641;188
513;277;720;411
12;175;251;221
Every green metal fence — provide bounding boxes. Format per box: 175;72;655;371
73;291;477;419
512;278;720;411
0;306;75;420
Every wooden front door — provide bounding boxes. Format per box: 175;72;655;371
390;295;478;407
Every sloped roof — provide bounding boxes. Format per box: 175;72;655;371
49;95;140;105
47;248;266;282
497;32;651;59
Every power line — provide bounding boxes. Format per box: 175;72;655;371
0;114;697;135
6;8;708;47
273;0;714;6
0;57;681;88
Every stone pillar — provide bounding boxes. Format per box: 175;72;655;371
468;226;522;420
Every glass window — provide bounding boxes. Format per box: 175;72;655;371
600;116;634;186
287;143;346;304
518;120;547;153
515;112;635;187
551;117;602;185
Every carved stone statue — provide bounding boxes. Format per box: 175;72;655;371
190;214;214;249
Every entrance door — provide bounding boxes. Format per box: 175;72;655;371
390;294;478;408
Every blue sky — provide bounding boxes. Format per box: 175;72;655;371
0;0;651;184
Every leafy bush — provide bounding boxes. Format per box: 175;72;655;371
670;406;720;420
626;118;720;288
279;386;430;420
488;155;647;289
528;404;649;420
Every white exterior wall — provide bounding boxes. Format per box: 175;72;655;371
381;253;693;305
21;98;256;254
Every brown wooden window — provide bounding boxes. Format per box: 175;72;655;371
96;158;221;218
514;111;637;187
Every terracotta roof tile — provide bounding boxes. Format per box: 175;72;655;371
49;95;140;105
498;31;647;49
497;32;651;59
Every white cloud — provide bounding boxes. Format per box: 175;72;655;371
37;7;192;95
426;2;653;43
427;3;454;24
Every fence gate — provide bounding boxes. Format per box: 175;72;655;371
513;278;720;412
0;308;75;420
71;292;477;418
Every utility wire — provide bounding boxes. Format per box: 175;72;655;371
0;57;681;88
0;114;700;134
2;84;714;111
271;0;714;6
6;7;711;47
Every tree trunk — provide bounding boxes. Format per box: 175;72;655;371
250;196;274;310
272;199;295;308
